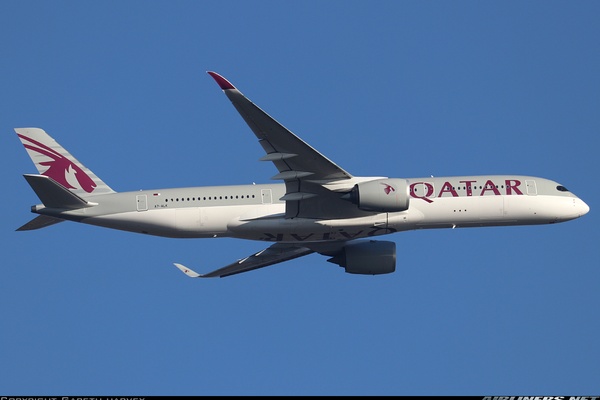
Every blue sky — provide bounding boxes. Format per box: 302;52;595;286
1;1;598;395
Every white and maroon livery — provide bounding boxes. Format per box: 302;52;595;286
13;72;590;278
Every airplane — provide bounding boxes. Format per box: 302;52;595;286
13;71;590;278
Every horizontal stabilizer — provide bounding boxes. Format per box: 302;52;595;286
17;215;64;231
24;174;97;209
173;243;314;278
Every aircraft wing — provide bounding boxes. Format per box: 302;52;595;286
173;243;314;278
208;71;372;219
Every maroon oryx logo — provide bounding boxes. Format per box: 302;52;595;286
19;134;96;193
381;182;395;195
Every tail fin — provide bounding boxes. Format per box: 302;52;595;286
14;127;115;196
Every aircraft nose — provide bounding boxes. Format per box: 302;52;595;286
577;198;590;216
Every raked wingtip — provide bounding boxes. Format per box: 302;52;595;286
173;263;202;278
207;71;236;91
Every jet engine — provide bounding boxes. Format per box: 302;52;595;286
343;178;410;212
327;240;396;275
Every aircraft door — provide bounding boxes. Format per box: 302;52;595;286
136;194;148;211
526;180;537;195
261;189;272;204
411;182;435;202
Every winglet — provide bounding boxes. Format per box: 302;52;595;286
173;263;203;278
207;71;236;90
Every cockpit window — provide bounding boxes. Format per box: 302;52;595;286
556;185;569;192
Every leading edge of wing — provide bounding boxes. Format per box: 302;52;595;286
173;243;314;278
206;71;352;182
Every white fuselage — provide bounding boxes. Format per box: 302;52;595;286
35;175;589;244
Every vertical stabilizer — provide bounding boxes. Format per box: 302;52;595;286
14;128;115;196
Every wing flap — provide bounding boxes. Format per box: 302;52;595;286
173;243;314;278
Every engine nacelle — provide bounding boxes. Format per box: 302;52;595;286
344;178;410;212
327;240;396;275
